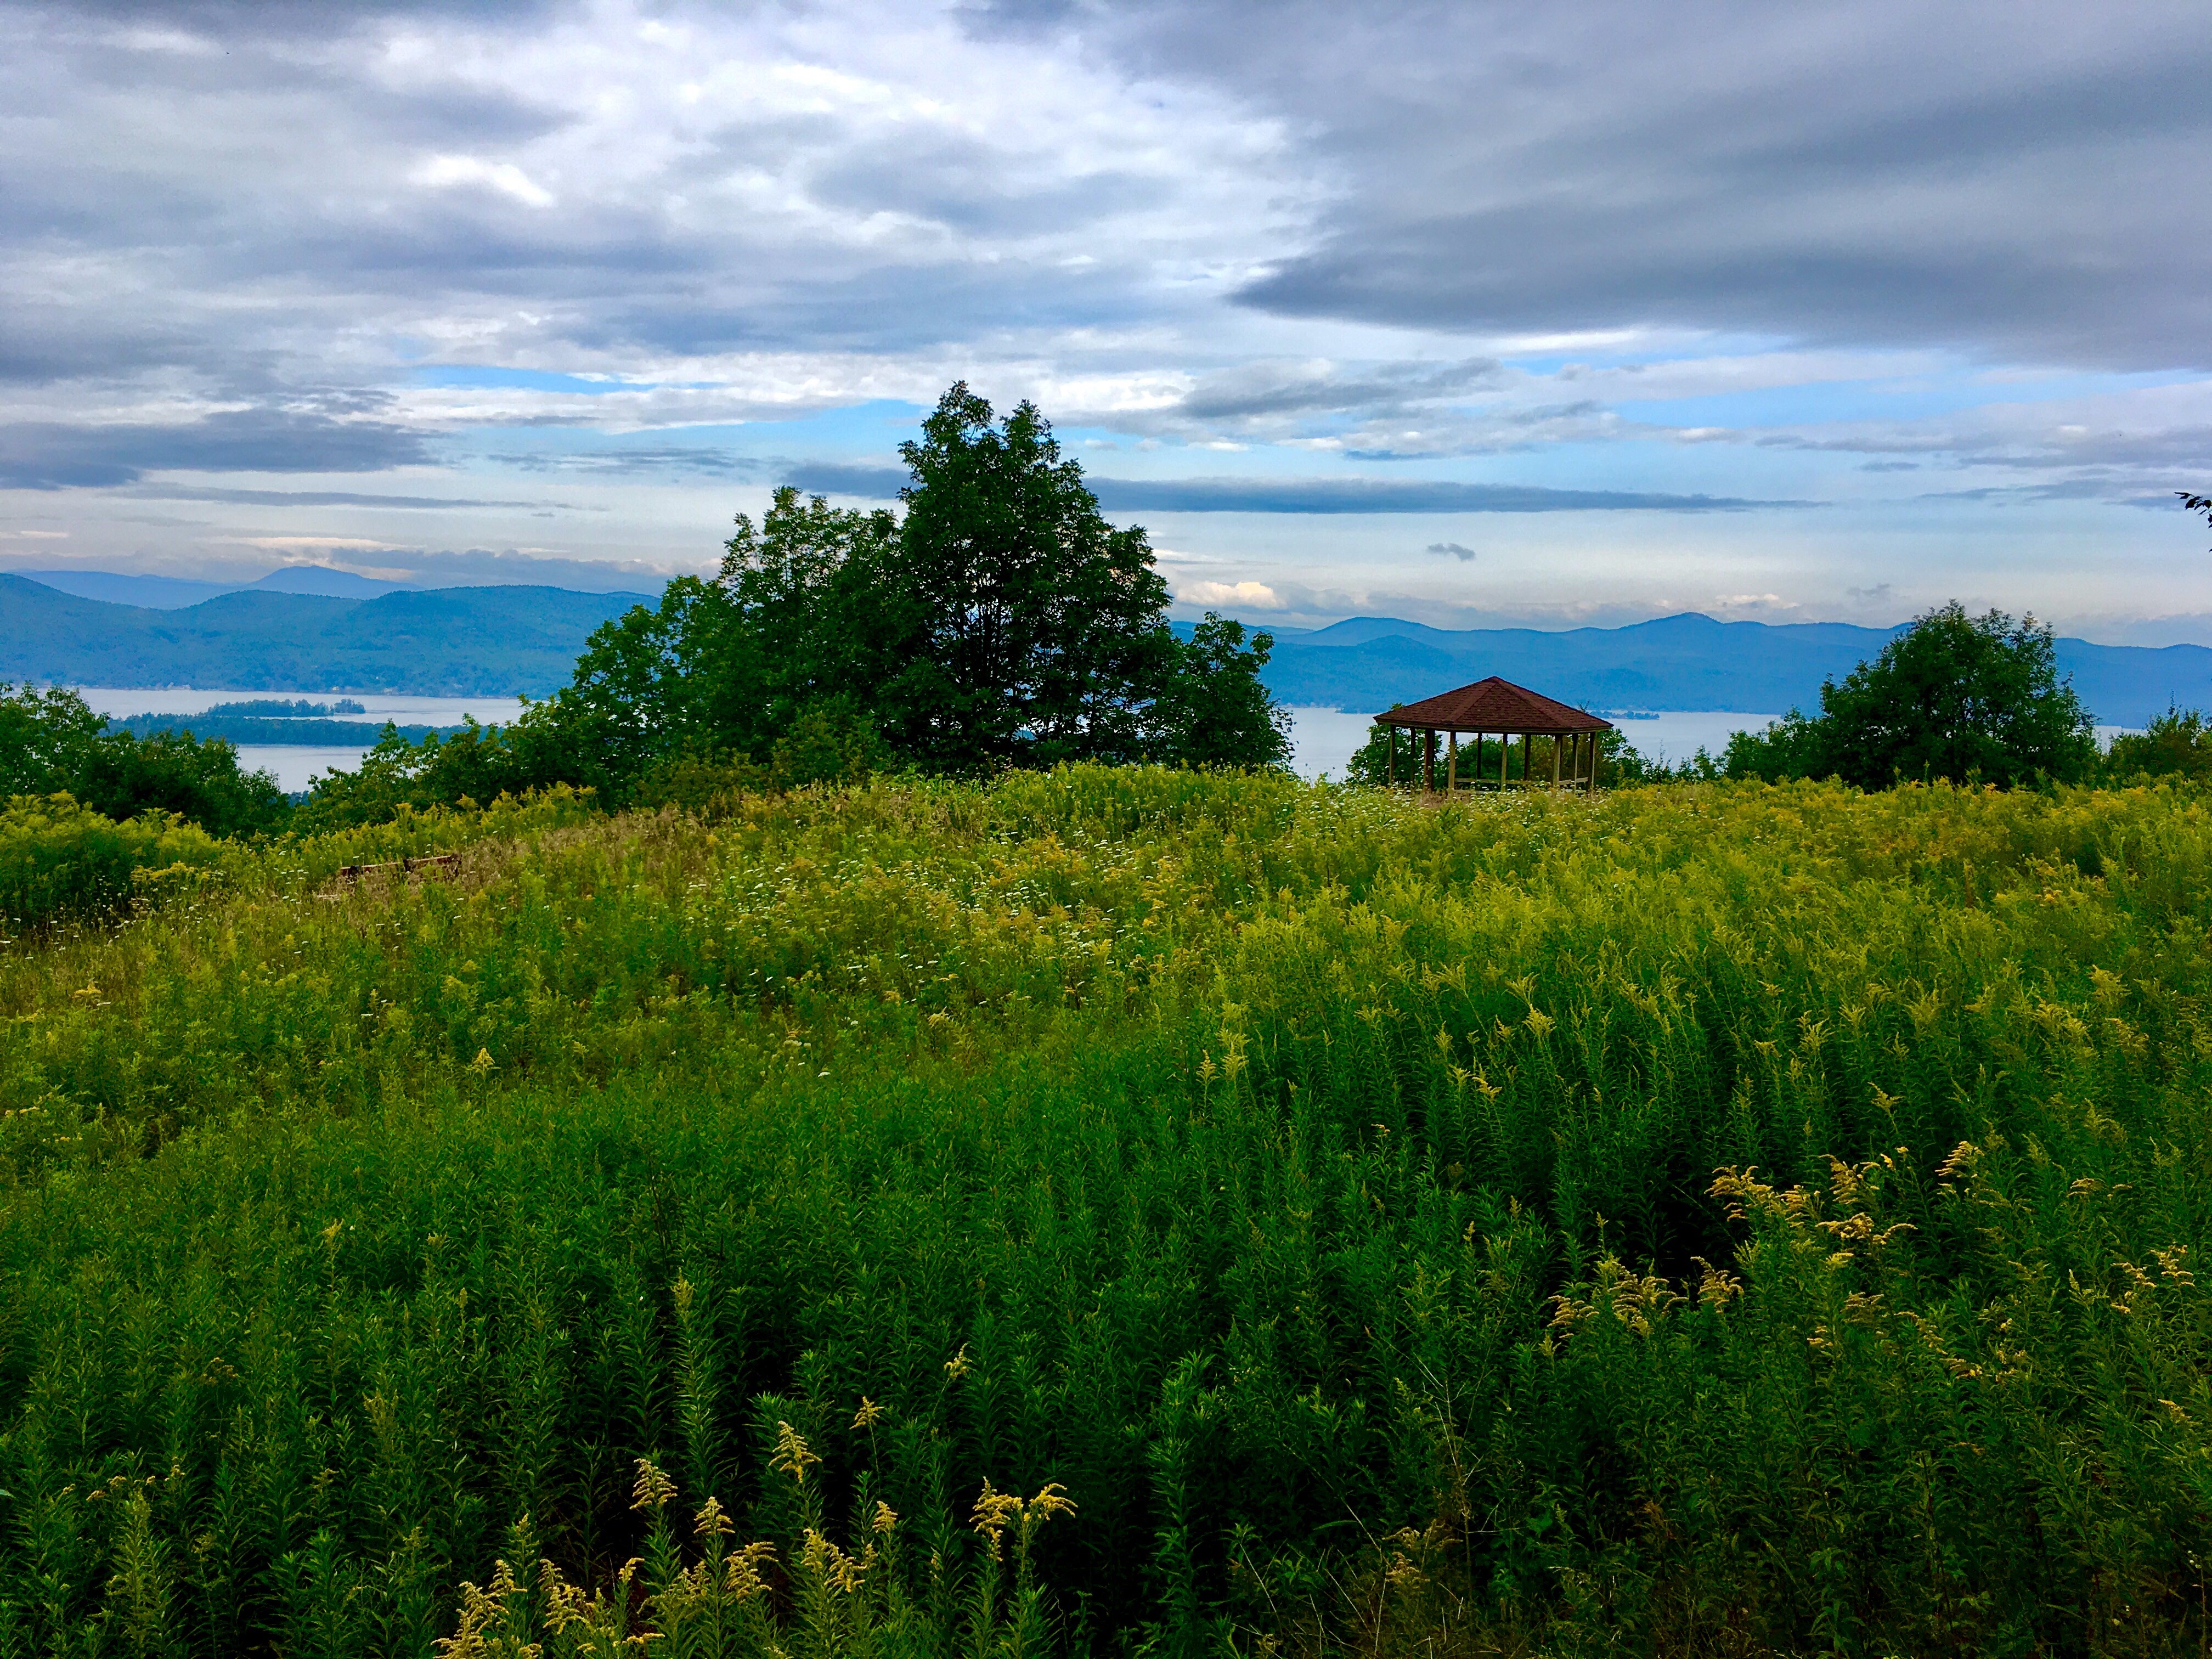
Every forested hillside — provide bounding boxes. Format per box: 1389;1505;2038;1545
0;577;647;695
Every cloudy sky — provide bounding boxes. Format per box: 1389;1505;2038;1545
4;0;2210;637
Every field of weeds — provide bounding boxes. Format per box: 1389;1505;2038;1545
4;768;2211;1656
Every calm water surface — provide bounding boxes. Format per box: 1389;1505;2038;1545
75;686;528;792
66;689;2136;795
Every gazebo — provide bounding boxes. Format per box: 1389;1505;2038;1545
1378;675;1615;792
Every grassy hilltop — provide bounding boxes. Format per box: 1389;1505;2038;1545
3;769;2211;1655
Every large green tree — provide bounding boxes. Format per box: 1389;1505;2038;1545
1727;602;2095;787
877;383;1183;769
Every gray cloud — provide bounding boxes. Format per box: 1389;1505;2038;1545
0;409;433;489
1172;357;1503;422
495;447;775;478
112;483;586;509
357;546;670;592
786;462;1810;514
1091;479;1812;515
1918;481;2172;506
777;463;907;498
1427;541;1476;561
1079;0;2212;370
0;0;1244;441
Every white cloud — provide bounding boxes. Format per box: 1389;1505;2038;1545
413;155;556;208
1180;579;1286;609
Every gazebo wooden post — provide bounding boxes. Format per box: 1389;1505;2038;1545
1447;730;1458;793
1551;732;1562;789
1499;733;1509;786
1423;729;1435;792
1388;725;1399;786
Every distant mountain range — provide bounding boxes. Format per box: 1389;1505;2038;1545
3;569;2205;724
21;565;414;608
0;574;650;696
1240;614;2212;729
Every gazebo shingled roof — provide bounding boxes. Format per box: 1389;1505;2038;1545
1381;675;1613;734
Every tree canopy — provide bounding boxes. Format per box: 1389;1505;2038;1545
1726;602;2095;788
879;386;1181;769
0;682;287;837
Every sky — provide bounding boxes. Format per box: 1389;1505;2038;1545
3;0;2210;640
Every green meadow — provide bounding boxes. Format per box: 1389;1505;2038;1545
4;769;2211;1655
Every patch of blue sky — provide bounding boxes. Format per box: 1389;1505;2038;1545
732;398;930;449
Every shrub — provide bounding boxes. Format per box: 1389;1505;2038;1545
1728;601;2096;787
768;693;893;788
2104;704;2212;780
0;682;287;837
0;793;228;928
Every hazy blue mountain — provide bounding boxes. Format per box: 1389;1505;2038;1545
249;566;413;598
18;564;414;609
21;570;242;609
7;574;2203;723
1232;612;2212;728
0;575;652;695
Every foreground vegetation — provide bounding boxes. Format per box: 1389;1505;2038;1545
4;767;2211;1655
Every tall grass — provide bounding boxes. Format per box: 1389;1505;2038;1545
4;769;2211;1654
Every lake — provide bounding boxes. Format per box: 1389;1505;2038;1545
77;687;527;792
72;689;2133;793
